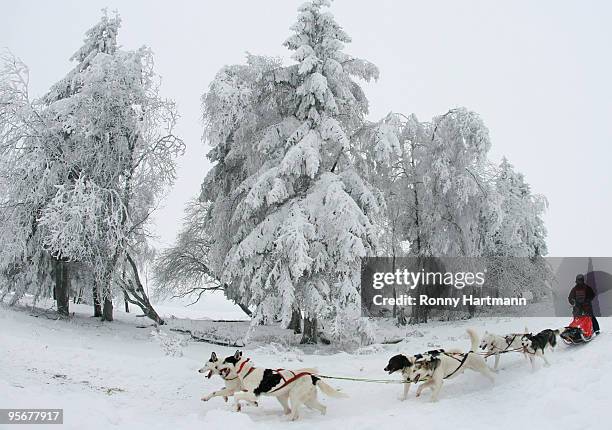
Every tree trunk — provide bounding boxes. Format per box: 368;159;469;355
54;259;70;318
73;286;83;304
120;253;164;325
392;253;397;318
409;283;429;324
397;307;407;326
408;258;430;324
287;307;302;334
122;264;130;312
100;253;119;322
410;141;422;255
102;296;113;321
92;282;102;317
409;305;428;324
300;316;318;344
466;286;475;318
237;302;252;317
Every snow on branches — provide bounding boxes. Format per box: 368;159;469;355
169;0;382;345
0;12;183;319
153;0;549;343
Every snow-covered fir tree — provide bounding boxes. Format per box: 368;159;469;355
228;0;380;345
158;0;380;344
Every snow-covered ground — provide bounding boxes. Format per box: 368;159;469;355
1;301;609;430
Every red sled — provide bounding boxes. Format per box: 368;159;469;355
560;316;594;344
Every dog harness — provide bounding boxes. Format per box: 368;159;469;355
236;358;256;379
236;359;315;393
442;352;471;379
484;334;525;356
268;370;315;393
503;334;518;350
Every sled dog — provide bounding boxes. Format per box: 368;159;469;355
407;328;495;402
520;329;560;369
199;352;258;408
384;349;454;400
217;351;347;421
479;327;529;370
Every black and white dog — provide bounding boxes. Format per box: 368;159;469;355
217;351;347;421
479;327;529;371
520;329;560;369
384;349;452;400
406;329;495;402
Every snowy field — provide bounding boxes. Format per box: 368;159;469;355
1;301;609;430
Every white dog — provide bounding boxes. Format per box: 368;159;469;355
199;351;317;412
479;327;529;370
199;351;258;409
408;328;495;402
217;351;347;421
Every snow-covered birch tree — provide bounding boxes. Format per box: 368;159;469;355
0;51;56;308
481;157;550;297
0;12;183;323
416;108;493;256
369;109;550;322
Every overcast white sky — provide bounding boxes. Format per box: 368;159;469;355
2;0;611;257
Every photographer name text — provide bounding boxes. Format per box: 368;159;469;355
372;294;527;307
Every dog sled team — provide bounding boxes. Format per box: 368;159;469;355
200;325;576;420
200;274;600;420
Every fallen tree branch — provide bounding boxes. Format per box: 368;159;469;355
169;328;245;347
382;338;403;344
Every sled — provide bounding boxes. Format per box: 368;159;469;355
560;315;595;344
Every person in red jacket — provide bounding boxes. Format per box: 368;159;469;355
568;274;600;334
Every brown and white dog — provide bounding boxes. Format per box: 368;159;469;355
406;329;495;402
217;351;347;421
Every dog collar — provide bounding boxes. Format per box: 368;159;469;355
223;374;239;381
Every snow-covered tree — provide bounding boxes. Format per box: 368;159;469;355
481;158;550;297
486;157;548;257
370;109;550;322
0;12;183;323
417;108;493;256
153;199;230;306
158;0;380;345
367;109;493;261
225;0;380;345
152;0;551;334
0;51;59;308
